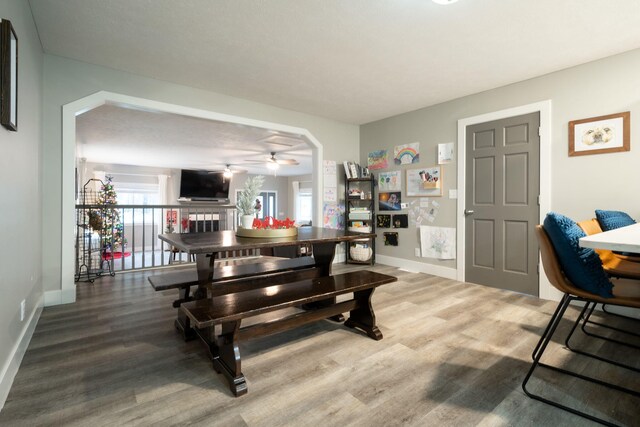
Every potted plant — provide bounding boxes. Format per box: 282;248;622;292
237;175;264;229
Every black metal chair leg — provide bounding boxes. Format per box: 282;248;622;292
582;304;640;346
563;301;640;374
523;295;635;427
531;294;570;361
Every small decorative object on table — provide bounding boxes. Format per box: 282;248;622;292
236;175;265;229
235;216;298;238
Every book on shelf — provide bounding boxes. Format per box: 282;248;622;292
349;162;359;179
343;161;351;179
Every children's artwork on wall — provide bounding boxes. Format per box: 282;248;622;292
438;142;455;164
420;226;456;259
376;214;391;228
368;149;389;170
323;203;345;230
392;214;408;228
406;166;442;196
384;232;399;246
378;192;402;211
378;171;402;192
394;142;420;165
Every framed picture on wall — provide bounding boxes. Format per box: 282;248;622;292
406;166;442;197
1;19;18;131
568;112;630;157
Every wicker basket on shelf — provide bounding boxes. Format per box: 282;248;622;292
350;245;373;262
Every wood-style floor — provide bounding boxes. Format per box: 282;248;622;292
1;263;638;426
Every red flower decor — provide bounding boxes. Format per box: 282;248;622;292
252;216;296;230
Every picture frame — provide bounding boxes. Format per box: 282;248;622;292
378;191;402;211
406;166;442;197
1;19;18;131
568;112;630;157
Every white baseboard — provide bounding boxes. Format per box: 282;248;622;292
0;294;44;412
44;288;76;307
376;255;457;279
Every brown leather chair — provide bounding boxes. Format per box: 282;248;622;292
577;219;640;279
522;225;640;425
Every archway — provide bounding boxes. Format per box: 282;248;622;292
61;91;324;303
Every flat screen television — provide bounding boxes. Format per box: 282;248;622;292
179;169;230;201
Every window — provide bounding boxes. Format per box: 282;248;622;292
296;193;312;222
113;181;160;225
295;181;313;223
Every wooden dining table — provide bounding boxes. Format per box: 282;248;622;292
158;226;375;282
157;227;376;335
579;223;640;252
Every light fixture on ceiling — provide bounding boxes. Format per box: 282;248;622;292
432;0;458;4
266;161;280;171
223;167;233;179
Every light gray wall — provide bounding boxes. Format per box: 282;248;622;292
361;48;640;269
42;54;359;294
0;0;43;406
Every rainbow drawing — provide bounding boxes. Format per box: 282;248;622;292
394;142;420;165
368;149;389;170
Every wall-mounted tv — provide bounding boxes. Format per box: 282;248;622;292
179;169;230;201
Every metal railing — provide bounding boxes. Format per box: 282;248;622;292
74;203;258;279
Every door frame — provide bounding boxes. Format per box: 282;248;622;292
456;100;559;300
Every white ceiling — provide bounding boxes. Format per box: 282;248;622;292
29;0;640;124
76;104;313;176
32;0;640;173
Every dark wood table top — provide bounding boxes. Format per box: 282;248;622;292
158;227;375;254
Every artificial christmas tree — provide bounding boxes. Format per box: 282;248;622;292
98;175;125;252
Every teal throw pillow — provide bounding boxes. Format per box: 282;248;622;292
543;212;613;298
595;209;636;231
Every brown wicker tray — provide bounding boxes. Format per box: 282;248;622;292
235;227;298;238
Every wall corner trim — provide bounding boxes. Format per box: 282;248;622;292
44;289;76;307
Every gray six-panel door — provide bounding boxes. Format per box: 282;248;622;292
465;112;540;296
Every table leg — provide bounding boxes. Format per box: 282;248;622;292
344;288;383;340
308;242;344;322
212;321;247;397
175;252;217;341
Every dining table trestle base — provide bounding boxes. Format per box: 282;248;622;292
154;227;396;396
179;270;397;396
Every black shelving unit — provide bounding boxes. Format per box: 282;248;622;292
75;179;114;282
345;175;376;265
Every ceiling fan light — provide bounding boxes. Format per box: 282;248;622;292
267;162;280;170
223;168;233;178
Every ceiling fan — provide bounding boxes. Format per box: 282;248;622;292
245;152;299;170
209;164;247;180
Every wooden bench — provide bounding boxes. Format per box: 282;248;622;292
179;270;398;396
148;256;317;307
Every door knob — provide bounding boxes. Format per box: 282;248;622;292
464;209;475;216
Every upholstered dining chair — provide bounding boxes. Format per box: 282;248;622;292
523;221;640;426
577;219;640;279
595;209;640;262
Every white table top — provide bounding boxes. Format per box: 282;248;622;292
579;223;640;252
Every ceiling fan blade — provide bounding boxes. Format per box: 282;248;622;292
275;158;299;165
